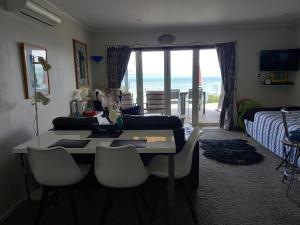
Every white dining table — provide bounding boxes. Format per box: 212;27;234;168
13;129;177;225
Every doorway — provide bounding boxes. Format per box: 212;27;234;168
199;49;222;126
170;50;193;123
121;47;221;126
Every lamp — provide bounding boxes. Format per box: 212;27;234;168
35;92;50;105
31;56;51;142
91;55;103;63
91;55;103;80
73;89;82;101
38;56;51;71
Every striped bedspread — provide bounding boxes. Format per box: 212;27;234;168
245;111;300;163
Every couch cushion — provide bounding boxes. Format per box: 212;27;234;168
53;117;98;130
121;106;141;115
122;115;183;130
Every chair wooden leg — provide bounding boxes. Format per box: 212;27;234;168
67;188;79;225
54;190;59;207
183;179;199;225
139;188;149;210
98;189;113;225
33;187;49;225
130;190;144;225
151;180;170;224
82;184;94;206
150;185;161;222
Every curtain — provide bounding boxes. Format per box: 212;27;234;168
216;42;237;130
106;46;131;88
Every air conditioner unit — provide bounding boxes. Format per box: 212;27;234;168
4;0;62;26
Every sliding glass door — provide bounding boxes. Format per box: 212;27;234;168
170;50;193;123
199;49;222;125
142;51;165;113
122;48;219;126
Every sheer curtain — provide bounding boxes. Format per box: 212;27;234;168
106;46;131;88
216;42;237;130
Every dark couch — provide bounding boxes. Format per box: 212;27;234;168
52;115;200;189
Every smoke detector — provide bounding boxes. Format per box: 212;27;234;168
158;34;175;44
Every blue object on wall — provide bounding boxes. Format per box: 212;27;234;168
91;56;103;62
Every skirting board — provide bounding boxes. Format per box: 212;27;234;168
0;197;25;223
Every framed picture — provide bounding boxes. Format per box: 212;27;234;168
73;39;89;89
270;72;288;83
20;43;50;99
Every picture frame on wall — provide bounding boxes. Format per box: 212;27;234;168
73;39;89;89
270;72;288;83
20;43;50;99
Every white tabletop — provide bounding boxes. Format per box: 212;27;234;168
13;130;176;154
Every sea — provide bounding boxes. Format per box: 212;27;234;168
125;74;222;98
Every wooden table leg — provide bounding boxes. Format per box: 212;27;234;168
20;154;32;203
168;154;175;225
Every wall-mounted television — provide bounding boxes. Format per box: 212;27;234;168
260;49;300;71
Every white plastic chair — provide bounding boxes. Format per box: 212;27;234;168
149;127;203;224
28;147;91;225
150;127;203;178
95;145;150;225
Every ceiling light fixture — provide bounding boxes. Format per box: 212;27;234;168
158;34;176;45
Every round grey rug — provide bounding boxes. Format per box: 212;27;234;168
200;139;264;165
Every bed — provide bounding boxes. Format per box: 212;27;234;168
244;109;300;165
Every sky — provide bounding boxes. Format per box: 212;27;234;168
127;49;221;77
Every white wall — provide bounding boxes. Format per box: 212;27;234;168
291;24;300;104
0;7;91;219
91;25;297;107
296;24;300;46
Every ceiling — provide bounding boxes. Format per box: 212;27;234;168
48;0;300;31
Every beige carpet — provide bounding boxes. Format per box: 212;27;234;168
3;128;300;225
197;128;300;225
